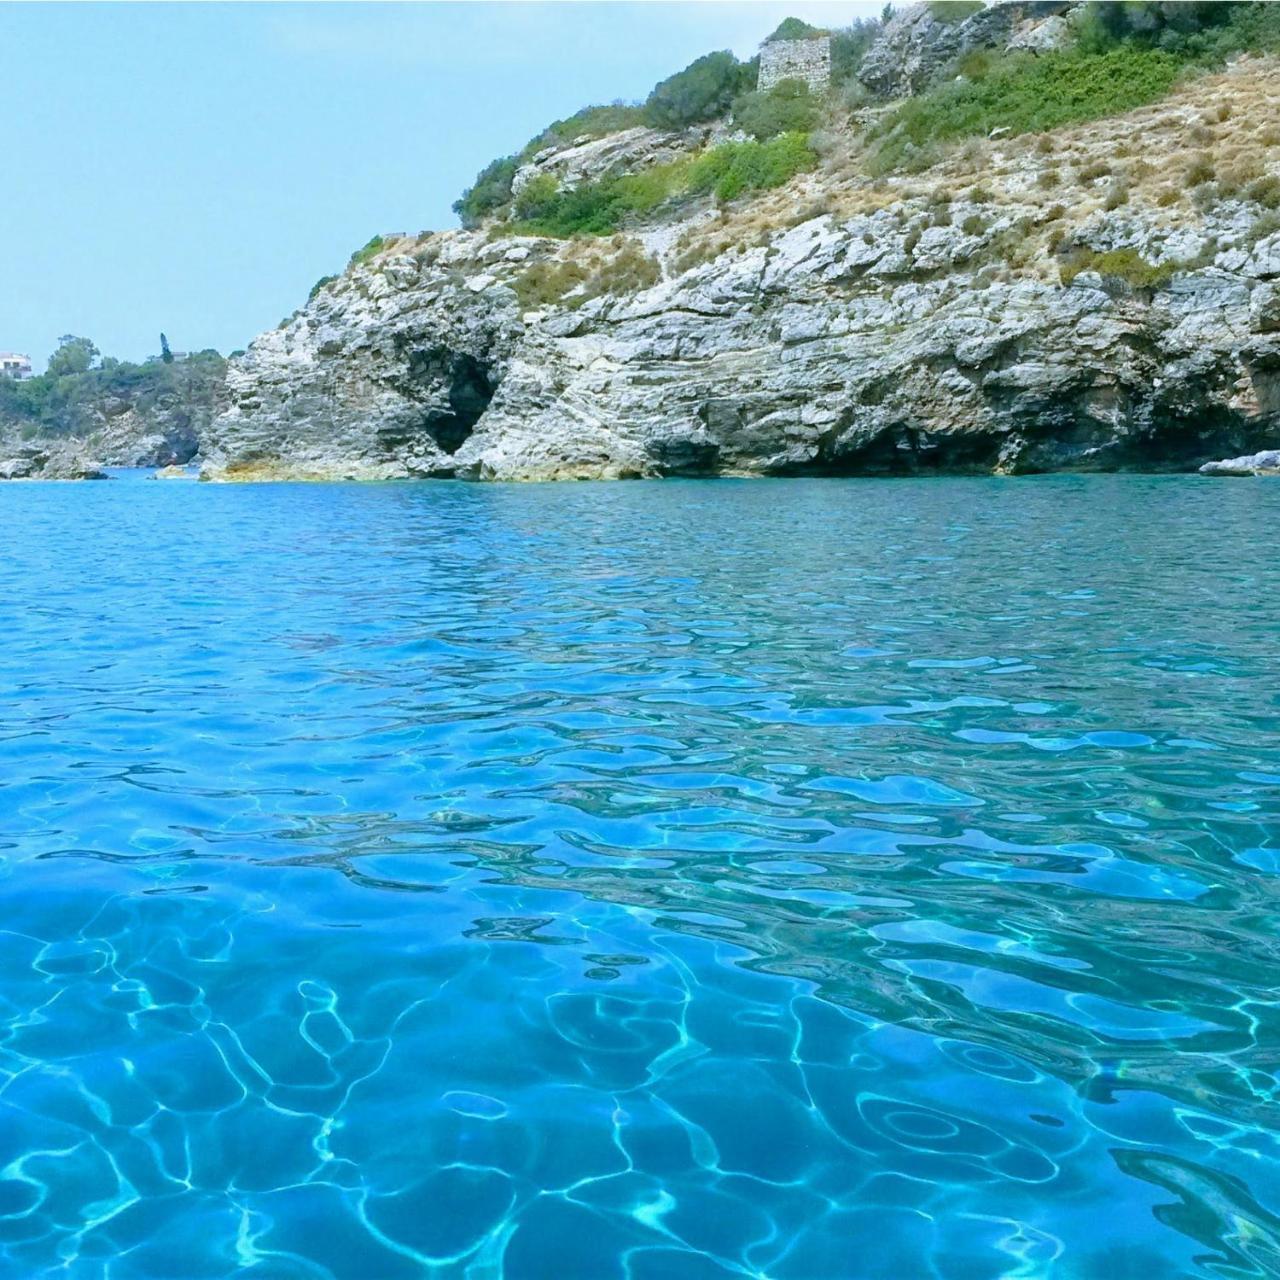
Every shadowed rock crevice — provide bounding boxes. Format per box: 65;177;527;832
405;347;495;456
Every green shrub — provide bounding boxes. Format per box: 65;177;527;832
764;17;828;42
308;275;337;302
732;79;819;141
1059;246;1179;288
830;18;884;86
868;46;1184;171
453;156;518;228
510;133;814;234
961;213;987;235
1075;0;1280;58
1245;175;1280;209
927;0;984;24
686;132;816;201
955;48;996;80
519;181;624;237
512;174;561;222
617;158;695;212
348;235;386;268
644;51;755;130
506;154;692;238
529;102;647;151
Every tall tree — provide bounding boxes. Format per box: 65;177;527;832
46;335;99;379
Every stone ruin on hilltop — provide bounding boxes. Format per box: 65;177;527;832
758;34;832;92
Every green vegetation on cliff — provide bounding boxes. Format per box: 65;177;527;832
508;133;816;238
870;1;1280;171
534;103;649;148
732;79;820;142
1075;0;1280;58
439;2;1280;244
687;133;816;202
453;46;768;229
0;336;225;440
830;19;885;89
643;51;757;131
763;18;829;44
869;45;1185;170
349;235;388;268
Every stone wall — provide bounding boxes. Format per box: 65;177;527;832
758;36;831;92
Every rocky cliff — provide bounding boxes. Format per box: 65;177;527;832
204;7;1280;481
0;352;227;479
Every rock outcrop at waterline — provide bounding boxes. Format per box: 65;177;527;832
1200;448;1280;475
0;352;228;480
202;208;1280;481
0;442;107;481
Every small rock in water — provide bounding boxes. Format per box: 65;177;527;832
1199;450;1280;477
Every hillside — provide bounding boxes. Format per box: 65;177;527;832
123;4;1280;477
0;341;227;479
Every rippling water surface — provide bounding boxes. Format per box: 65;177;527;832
2;475;1278;1279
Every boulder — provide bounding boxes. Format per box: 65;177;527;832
1199;449;1280;476
1251;282;1280;334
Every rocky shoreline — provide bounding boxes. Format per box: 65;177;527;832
9;3;1280;484
0;352;226;482
198;4;1280;484
200;205;1280;483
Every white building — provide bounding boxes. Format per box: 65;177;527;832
0;352;33;381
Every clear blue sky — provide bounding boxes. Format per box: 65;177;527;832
1;2;879;369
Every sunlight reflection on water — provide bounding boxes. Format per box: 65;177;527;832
1;475;1278;1279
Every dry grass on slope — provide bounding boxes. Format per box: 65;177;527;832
668;55;1280;283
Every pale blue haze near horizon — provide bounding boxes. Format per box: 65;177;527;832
1;1;878;369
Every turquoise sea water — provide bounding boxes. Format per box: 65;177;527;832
1;475;1278;1280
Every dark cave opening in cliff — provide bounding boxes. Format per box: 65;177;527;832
420;352;494;455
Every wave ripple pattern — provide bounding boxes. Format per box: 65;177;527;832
0;476;1277;1280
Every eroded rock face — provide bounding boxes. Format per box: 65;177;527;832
203;205;1280;482
858;1;1075;99
510;128;695;199
206;235;520;480
0;442;107;481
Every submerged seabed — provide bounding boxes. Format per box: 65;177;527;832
1;476;1277;1280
